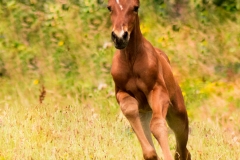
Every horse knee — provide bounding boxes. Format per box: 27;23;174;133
120;99;138;119
150;117;167;138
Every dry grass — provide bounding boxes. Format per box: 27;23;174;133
0;82;239;159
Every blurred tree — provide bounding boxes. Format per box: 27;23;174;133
151;0;188;17
214;0;238;11
202;0;238;11
213;0;227;6
151;0;238;18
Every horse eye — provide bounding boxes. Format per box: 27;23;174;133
107;6;112;12
134;6;139;12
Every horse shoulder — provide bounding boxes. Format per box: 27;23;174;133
140;42;177;98
111;51;129;87
134;43;161;93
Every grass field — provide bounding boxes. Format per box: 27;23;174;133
0;82;239;159
0;0;240;159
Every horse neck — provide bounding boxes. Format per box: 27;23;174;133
121;17;143;62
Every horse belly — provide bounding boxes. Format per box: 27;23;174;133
136;93;152;113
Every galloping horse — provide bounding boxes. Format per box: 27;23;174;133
107;0;191;159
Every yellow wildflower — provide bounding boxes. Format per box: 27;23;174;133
33;79;39;85
58;41;64;46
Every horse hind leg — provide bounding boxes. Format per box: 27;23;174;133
167;90;191;160
167;107;191;160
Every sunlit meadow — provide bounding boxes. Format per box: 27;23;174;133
0;0;240;159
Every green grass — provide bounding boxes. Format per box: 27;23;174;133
0;0;240;159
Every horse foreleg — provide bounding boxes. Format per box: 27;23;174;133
148;86;174;160
117;91;159;160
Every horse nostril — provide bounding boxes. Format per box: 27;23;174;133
123;31;128;40
111;31;117;40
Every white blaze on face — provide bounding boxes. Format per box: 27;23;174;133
116;0;123;10
112;0;127;38
120;26;124;36
112;25;125;38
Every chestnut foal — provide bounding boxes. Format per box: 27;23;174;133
107;0;191;159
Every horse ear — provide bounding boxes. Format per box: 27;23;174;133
137;0;140;6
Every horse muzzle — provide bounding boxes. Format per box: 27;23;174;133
111;31;129;49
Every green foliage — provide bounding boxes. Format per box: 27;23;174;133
0;0;110;94
0;0;239;107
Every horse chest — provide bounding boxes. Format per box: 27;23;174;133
112;69;152;111
112;57;157;89
112;67;151;99
113;70;138;90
